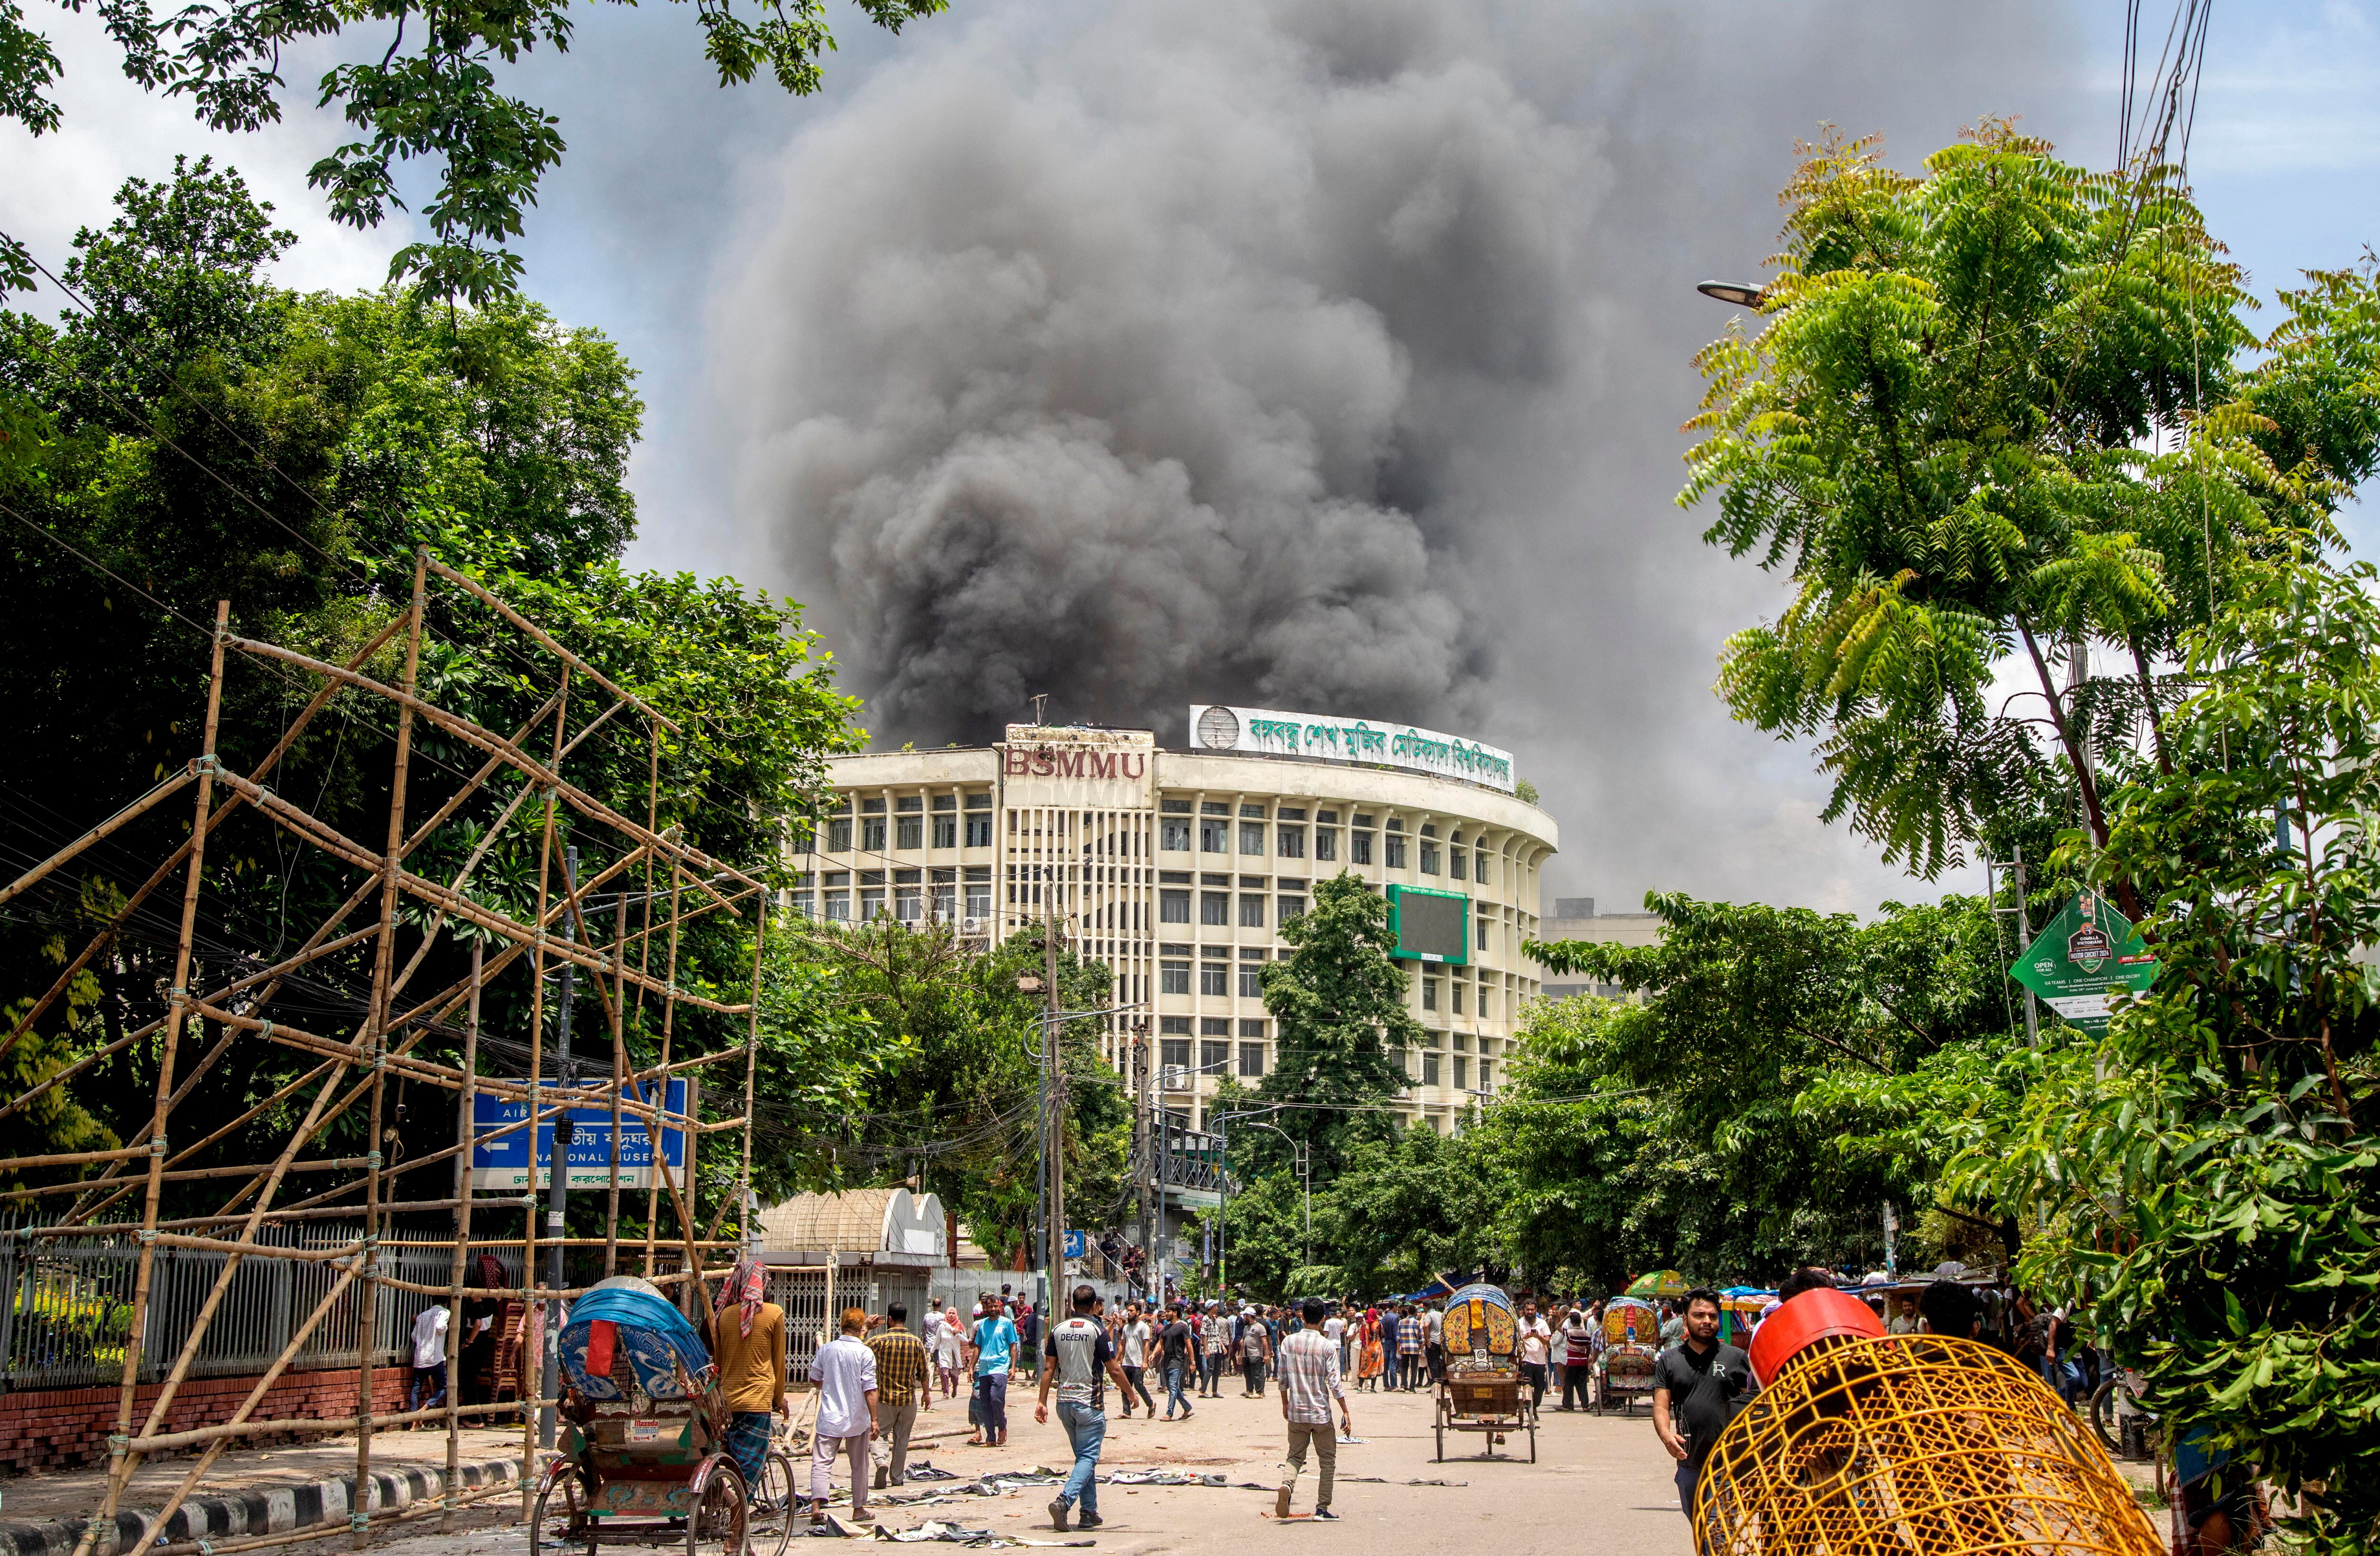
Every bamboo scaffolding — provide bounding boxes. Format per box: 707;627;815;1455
9;553;766;1556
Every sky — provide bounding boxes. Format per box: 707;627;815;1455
5;0;2375;919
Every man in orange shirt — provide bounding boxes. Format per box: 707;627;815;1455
711;1261;789;1500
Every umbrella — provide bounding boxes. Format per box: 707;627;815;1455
1624;1270;1690;1299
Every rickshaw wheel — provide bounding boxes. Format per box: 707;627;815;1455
531;1471;593;1556
686;1464;748;1556
745;1448;800;1556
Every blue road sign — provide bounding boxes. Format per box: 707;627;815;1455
470;1077;691;1190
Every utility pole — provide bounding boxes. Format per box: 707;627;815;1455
540;846;579;1450
2013;846;2040;1048
1133;1019;1152;1302
1044;898;1064;1307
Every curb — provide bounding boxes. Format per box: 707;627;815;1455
0;1457;520;1556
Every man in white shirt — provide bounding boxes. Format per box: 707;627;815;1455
407;1304;450;1416
1117;1306;1156;1417
1321;1307;1349;1376
1515;1299;1554;1411
807;1307;881;1524
1421;1303;1446;1386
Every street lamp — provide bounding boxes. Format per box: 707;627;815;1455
1696;279;1767;309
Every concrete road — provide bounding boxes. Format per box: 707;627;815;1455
280;1376;1695;1556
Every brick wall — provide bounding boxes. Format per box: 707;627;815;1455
0;1369;409;1474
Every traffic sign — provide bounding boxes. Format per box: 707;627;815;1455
470;1077;692;1189
2008;892;2158;1033
1063;1230;1087;1259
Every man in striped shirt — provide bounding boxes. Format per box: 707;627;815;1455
1275;1298;1351;1521
1394;1304;1425;1391
866;1305;933;1488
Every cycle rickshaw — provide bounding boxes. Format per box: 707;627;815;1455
1433;1283;1537;1462
531;1277;801;1556
1595;1296;1660;1417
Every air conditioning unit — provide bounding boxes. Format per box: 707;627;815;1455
962;917;984;935
1161;1064;1190;1091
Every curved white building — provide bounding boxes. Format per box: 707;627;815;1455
789;712;1558;1136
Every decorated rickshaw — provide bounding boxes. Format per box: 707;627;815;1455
1596;1296;1662;1416
1433;1283;1537;1462
531;1277;799;1556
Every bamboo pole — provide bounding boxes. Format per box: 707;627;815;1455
444;940;480;1532
642;857;685;1279
352;554;428;1550
422;558;679;731
0;767;193;907
0;609;411;1067
523;663;566;1512
83;600;229;1556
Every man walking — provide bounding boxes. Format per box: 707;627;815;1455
808;1308;880;1524
1159;1303;1197;1420
1423;1301;1447;1386
1652;1289;1754;1527
1117;1304;1157;1417
1239;1305;1274;1396
866;1303;931;1490
968;1294;1021;1449
1559;1306;1595;1410
1274;1298;1351;1522
1515;1298;1553;1410
1036;1285;1134;1532
1395;1305;1424;1391
710;1260;788;1513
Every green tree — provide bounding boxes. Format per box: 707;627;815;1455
1687;125;2380;1552
0;2;948;301
1682;124;2377;878
1250;871;1424;1178
0;164;864;1237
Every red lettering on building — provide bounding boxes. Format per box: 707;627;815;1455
1003;749;1030;776
1031;750;1054;776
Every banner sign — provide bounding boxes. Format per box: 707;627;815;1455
470;1077;691;1190
2008;892;2159;1034
1187;705;1516;794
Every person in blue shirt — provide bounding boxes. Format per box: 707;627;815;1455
966;1295;1022;1449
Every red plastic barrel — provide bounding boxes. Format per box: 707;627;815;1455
1747;1287;1886;1385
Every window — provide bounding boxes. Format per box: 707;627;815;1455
1201;801;1230;815
863;818;887;852
896;815;923;849
1475;850;1489;884
1386;834;1407;869
1423;1052;1441;1087
930;870;956;921
1277;894;1305;923
895;883;922;921
1160;942;1193;956
1200;962;1229;997
1239;963;1262;998
1200;1039;1229;1073
1351;831;1373;865
1315;829;1337;862
1161;1037;1192;1070
965;815;992;848
965;791;992;809
827;818;853;851
1478;1060;1493;1095
1161;961;1190;995
1478;916;1490;951
863;798;887;814
1454;1032;1470;1052
1450;981;1464;1015
1199;891;1228;925
1240;1017;1267;1037
1160;889;1190;923
1478;985;1492;1019
1162;798;1194;813
1449;846;1465;881
1200;818;1229;853
1241;803;1267;818
1277;826;1305;858
1239;894;1265;928
860;885;886;918
1239;1043;1266;1078
1422;978;1438;1011
932;793;956;812
1419;840;1441;875
932;814;956;848
1160;1016;1192;1035
1240;822;1265;855
1162;820;1192;851
823;892;851;922
964;869;992;920
1453;1055;1469;1090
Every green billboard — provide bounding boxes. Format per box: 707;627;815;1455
2007;891;2159;1034
1386;883;1469;966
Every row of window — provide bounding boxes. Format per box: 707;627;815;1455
1157;1024;1271;1079
1155;888;1305;927
1418;1052;1492;1092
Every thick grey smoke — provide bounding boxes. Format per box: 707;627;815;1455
716;0;2079;905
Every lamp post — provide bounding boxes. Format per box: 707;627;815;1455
1695;279;1767;308
1211;1103;1301;1293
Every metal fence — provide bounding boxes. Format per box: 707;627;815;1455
0;1226;524;1393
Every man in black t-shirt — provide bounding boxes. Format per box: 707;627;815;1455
1651;1288;1754;1526
1159;1306;1197;1421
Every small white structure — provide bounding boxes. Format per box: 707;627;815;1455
756;1186;948;1262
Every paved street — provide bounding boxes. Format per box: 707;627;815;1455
202;1378;1696;1556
